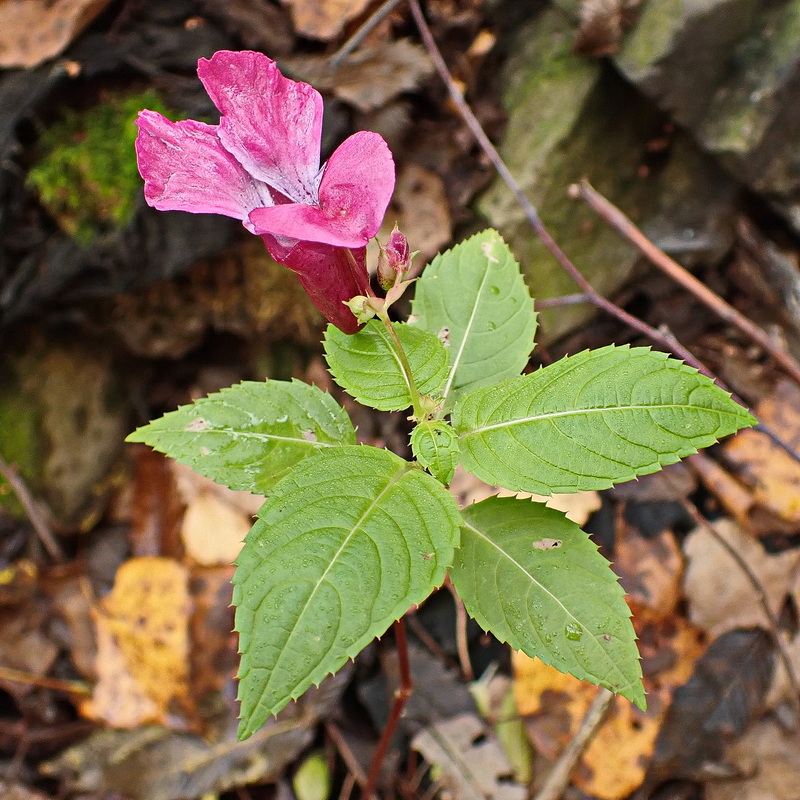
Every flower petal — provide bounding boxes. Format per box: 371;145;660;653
262;235;369;334
249;203;369;247
135;110;273;223
248;132;395;246
318;131;395;239
198;51;323;204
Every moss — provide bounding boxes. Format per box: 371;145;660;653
27;89;173;245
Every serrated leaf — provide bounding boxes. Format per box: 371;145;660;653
126;380;355;493
453;345;756;494
411;229;537;408
410;420;460;485
323;320;449;411
233;445;461;737
451;496;645;707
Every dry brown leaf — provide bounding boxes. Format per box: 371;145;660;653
0;0;112;68
284;40;433;112
615;524;683;618
683;519;800;638
705;720;800;800
282;0;371;40
81;557;193;728
392;163;453;264
725;379;800;524
173;462;259;566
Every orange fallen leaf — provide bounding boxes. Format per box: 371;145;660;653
725;379;800;525
80;557;194;728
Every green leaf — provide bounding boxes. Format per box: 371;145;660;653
411;229;537;408
233;445;461;737
126;380;355;493
410;420;460;485
453;345;756;494
324;320;449;411
451;497;644;708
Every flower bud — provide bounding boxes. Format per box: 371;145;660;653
344;295;377;323
377;227;411;290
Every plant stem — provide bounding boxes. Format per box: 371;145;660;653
377;309;426;420
363;618;414;800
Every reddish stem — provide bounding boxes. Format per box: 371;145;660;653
363;618;414;800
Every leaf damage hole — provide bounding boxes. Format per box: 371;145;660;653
185;417;209;432
532;538;562;550
438;326;450;347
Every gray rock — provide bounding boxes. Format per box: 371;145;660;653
616;0;800;232
479;6;737;341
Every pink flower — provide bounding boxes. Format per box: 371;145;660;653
134;50;395;333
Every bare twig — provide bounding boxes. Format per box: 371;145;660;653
325;722;369;789
0;453;64;561
0;666;90;696
364;618;415;800
680;497;800;714
330;0;406;68
575;179;800;385
534;293;592;309
533;687;614;800
445;576;474;681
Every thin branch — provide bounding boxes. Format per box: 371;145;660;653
680;497;800;715
575;179;800;385
0;453;64;561
445;576;474;681
534;293;592;309
0;666;91;696
533;687;614;800
330;0;406;68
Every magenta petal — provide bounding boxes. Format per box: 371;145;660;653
249;203;370;247
198;51;323;204
317;131;395;240
262;235;369;334
135;110;273;222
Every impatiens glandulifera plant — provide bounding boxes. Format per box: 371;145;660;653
129;51;756;746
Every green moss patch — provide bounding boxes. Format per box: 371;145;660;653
27;89;173;245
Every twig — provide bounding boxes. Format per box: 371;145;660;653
364;618;414;800
329;0;406;68
534;293;591;309
680;498;800;715
533;687;614;800
0;666;91;696
325;722;369;789
0;453;64;561
445;576;474;681
575;179;800;385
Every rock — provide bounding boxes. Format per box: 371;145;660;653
615;0;800;233
0;335;129;530
478;6;737;342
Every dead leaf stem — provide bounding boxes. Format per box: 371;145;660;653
0;453;64;562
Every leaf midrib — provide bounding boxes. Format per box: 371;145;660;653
459;402;736;438
264;461;412;700
439;252;493;406
155;428;340;446
461;518;633;688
